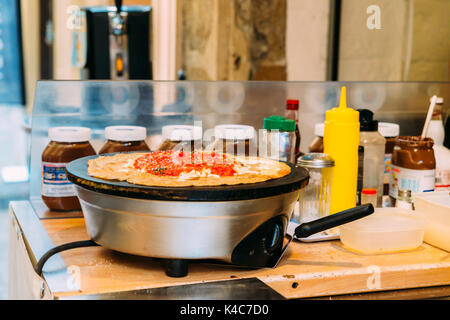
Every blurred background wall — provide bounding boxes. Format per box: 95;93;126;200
19;0;449;98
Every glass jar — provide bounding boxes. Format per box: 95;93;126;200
309;123;324;153
41;127;96;211
213;124;256;157
361;188;377;208
389;136;436;206
395;189;413;210
295;153;335;223
158;125;203;152
99;125;150;154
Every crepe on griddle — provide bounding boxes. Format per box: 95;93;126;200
87;151;291;187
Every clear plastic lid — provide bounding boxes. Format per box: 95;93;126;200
214;124;255;140
105;125;147;142
162;125;202;141
378;122;400;137
48;127;91;143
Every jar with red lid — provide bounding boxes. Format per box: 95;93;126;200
99;125;150;154
41;127;96;211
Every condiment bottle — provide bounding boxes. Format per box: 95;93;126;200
213;124;256;156
389;136;436;206
99;125;150;154
425;97;450;191
378;122;400;207
323;86;360;215
308;123;324;153
158;125;203;152
262;116;296;164
357;109;386;207
361;188;377;208
426;97;445;147
285;99;302;160
41;127;96;211
395;189;413;210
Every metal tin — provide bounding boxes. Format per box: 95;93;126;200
297;153;335;169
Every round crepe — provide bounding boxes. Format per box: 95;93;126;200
87;151;291;187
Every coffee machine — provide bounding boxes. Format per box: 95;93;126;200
76;0;152;80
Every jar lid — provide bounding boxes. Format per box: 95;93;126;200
214;124;255;140
358;109;378;132
396;136;434;148
378;122;399;137
263;116;296;132
105;125;147;142
297;153;335;168
286;99;299;110
314;123;324;137
362;188;377;195
48;127;91;143
162;125;202;141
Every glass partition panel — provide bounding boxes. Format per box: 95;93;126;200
29;80;449;200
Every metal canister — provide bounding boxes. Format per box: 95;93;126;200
295;153;335;223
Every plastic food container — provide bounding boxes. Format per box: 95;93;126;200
414;191;450;252
339;208;425;254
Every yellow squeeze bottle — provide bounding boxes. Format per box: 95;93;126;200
324;86;360;214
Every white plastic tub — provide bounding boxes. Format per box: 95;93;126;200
339;208;425;254
414;191;450;252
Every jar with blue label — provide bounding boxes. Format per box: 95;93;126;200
389;136;436;207
41;127;96;211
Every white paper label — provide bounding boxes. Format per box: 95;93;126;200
41;162;76;197
389;165;435;198
435;167;450;191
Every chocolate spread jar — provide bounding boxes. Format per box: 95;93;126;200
213;124;256;157
389;136;436;205
309;123;324;153
158;125;203;152
99;126;150;154
42;127;96;211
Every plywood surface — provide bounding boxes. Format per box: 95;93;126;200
42;218;450;299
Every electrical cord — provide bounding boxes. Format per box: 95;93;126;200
35;240;99;276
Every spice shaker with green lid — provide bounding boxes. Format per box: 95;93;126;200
261;116;296;163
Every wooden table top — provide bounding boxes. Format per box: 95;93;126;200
41;217;450;299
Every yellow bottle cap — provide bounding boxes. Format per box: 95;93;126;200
325;87;359;123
